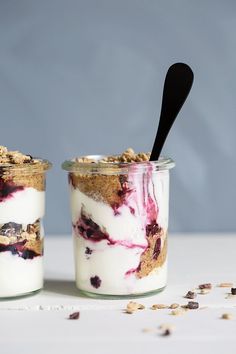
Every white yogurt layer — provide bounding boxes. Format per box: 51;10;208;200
71;188;147;246
70;171;169;244
74;235;167;295
0;252;43;297
0;188;45;224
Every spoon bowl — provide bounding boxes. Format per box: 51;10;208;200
150;63;194;161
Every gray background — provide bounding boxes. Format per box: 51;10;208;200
0;0;236;234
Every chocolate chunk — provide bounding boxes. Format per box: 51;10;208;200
199;283;212;289
90;275;101;289
69;312;80;320
185;291;196;299
231;288;236;295
186;301;199;309
85;247;93;255
159;324;175;335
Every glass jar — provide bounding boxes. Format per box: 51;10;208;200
0;159;51;298
62;156;174;298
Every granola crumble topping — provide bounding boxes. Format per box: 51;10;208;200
0;146;46;191
75;148;151;164
0;145;38;165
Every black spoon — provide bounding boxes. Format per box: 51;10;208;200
150;63;194;161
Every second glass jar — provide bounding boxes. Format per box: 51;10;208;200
0;160;51;298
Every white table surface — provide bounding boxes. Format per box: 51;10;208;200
1;234;236;354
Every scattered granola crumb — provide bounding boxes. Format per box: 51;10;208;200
159;324;175;336
186;301;199;309
221;313;233;320
68;312;80;320
162;329;171;336
218;282;234;288
198;283;212;289
199;289;210;295
151;304;168;310
169;303;180;309
170;308;186;316
231;288;236;295
126;301;145;314
185;291;196;299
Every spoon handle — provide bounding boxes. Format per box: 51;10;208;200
150;63;194;161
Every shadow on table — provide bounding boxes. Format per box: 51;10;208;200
44;279;87;298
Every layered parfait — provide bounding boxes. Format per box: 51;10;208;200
63;148;174;297
0;146;51;298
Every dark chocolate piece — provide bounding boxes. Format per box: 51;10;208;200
69;312;80;320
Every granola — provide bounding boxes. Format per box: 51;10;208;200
221;313;233;320
0;145;46;191
151;304;169;310
125;301;145;314
0;220;43;257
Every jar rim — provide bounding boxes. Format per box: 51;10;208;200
62;155;175;173
0;158;52;175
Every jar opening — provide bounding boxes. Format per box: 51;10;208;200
0;159;52;176
62;155;175;174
